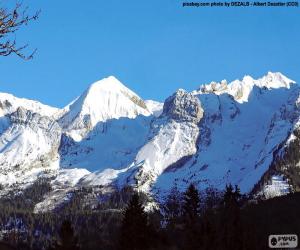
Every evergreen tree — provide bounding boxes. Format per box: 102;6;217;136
182;184;201;250
54;220;80;250
161;184;184;249
201;187;220;250
219;184;243;250
119;193;150;250
204;186;221;211
182;183;201;223
162;184;182;227
0;242;17;250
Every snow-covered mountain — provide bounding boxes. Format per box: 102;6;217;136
0;92;60;117
58;76;151;141
0;72;299;212
194;72;294;103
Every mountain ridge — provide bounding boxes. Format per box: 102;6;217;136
0;72;299;212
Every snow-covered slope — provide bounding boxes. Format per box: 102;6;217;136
58;76;151;141
0;92;60;117
59;115;152;172
125;89;203;192
0;73;299;212
155;84;299;194
0;92;61;188
194;72;295;103
0;107;61;188
145;100;163;117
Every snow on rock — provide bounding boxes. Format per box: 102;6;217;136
34;188;72;213
195;72;295;103
79;168;128;186
145;100;163;117
58;76;151;141
51;168;90;188
0;72;299;212
257;72;294;89
0;92;60;117
59;115;152;172
33;168;90;213
127;89;204;192
132;120;200;193
0;108;61;187
34;167;129;213
155;82;300;194
0;159;59;197
262;175;291;199
162;89;203;123
0;110;61;168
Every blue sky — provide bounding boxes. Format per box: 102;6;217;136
0;0;299;107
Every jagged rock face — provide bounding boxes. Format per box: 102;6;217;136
0;107;62;186
10;107;61;134
130;119;200;193
59;133;76;156
125;90;204;192
8;107;62;154
0;100;13;110
0;100;13;117
162;89;203;123
259;113;300;195
154;84;300;195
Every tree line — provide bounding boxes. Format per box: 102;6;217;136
1;182;300;250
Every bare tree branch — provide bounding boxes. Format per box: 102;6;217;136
0;2;40;60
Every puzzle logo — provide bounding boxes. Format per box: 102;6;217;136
269;235;298;248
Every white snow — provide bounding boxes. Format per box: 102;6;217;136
130;118;200;192
145;100;163;117
155;75;299;194
0;72;298;212
79;168;128;186
0;111;61;188
262;175;290;199
51;168;90;188
58;76;151;141
0;159;59;196
33;168;90;213
60;115;152;172
0;92;60;117
194;72;295;103
0;126;50;168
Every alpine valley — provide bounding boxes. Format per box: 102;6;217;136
0;72;300;212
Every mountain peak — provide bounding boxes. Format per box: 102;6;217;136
0;92;60;117
195;72;296;103
258;71;295;89
81;76;149;114
162;88;203;123
58;76;151;141
242;75;254;83
87;76;126;93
